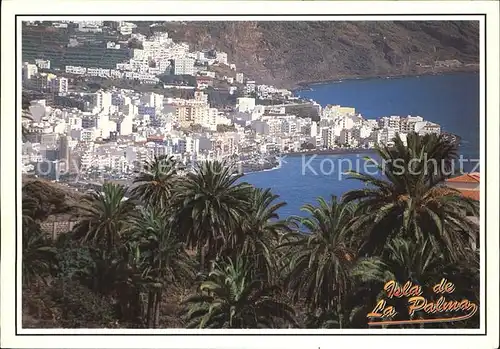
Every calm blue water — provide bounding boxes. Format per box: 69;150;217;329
242;73;480;218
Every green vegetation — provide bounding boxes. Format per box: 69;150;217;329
22;25;129;69
22;134;479;328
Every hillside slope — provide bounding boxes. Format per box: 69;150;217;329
160;21;479;88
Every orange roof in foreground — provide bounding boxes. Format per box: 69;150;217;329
459;189;480;201
446;172;480;183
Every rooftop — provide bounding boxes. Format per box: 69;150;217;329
458;189;480;201
446;172;480;183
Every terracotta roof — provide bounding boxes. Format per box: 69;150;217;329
469;172;480;181
459;189;480;201
446;173;480;183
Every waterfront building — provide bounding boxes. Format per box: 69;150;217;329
414;121;441;136
321;127;336;149
376;127;398;146
379;115;401;130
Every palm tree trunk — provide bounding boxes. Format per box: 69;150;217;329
338;288;343;329
198;244;205;273
146;291;155;328
154;289;162;328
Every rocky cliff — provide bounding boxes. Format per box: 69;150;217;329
160;21;479;88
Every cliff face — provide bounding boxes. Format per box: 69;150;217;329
161;21;479;88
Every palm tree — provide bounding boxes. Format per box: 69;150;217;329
229;188;289;283
343;132;479;262
22;224;57;286
352;238;444;291
129;155;179;210
350;237;479;328
173;160;253;270
22;192;41;234
279;196;356;327
22;182;59;286
72;182;136;254
127;206;195;328
182;256;296;328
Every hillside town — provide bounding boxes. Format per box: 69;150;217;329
21;20;443;185
16;17;482;333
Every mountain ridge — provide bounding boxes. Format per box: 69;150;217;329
158;21;479;88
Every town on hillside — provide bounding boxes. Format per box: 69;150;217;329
22;20;445;188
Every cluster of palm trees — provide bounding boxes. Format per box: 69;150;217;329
22;133;480;328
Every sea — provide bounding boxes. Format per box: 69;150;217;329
241;73;481;218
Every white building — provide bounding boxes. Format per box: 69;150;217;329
94;90;113;114
174;57;195;76
379;116;401;130
77;21;103;33
120;115;133;136
194;91;209;105
321;127;336;148
106;42;121;50
28;100;47;123
400;115;425;133
53;77;68;93
245;80;256;95
96;113;111;139
216;52;228;65
22;63;38;81
235;73;244;84
377;127;397;146
77;21;102;33
65;66;87;75
414;121;441;136
236;97;256;113
141;92;164;109
119;22;136;36
35;59;51;69
340;129;356;146
310;121;318;137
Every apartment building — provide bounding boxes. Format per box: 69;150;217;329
377;127;397;146
236;97;256;113
321;127;336;148
235;73;244;84
22;62;39;81
414;121;441;136
216;51;228;65
35;59;51;69
245;80;256;95
174;57;195;75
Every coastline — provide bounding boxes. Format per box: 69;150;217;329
284;148;378;157
291;66;479;92
243;163;281;176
